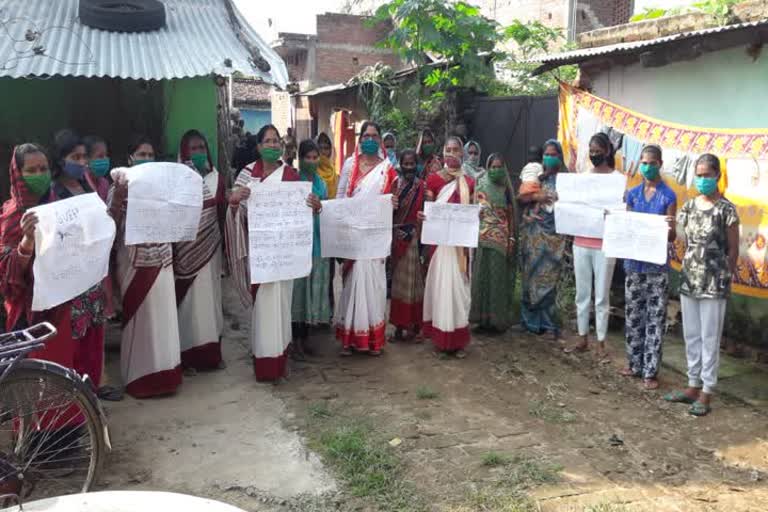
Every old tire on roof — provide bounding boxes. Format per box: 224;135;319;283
79;0;167;33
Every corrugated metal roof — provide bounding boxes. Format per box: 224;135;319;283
0;0;288;86
531;19;768;69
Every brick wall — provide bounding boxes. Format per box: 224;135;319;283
577;0;634;33
315;48;401;84
316;13;392;47
478;0;568;30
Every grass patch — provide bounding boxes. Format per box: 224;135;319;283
308;401;333;419
455;488;538;512
309;415;425;511
582;504;633;512
482;451;511;467
415;385;440;400
501;455;562;489
529;400;577;424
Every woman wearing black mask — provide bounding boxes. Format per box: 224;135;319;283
389;149;426;342
565;132;621;359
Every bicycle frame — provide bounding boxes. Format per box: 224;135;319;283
0;322;57;383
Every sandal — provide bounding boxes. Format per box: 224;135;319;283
689;401;712;417
663;390;696;404
339;348;353;357
369;349;382;357
455;350;467;359
619;367;640;378
563;343;589;354
97;386;124;402
643;378;659;390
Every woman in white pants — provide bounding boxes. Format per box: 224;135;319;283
565;133;620;359
664;154;739;416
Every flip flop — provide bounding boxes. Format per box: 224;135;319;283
689;401;712;417
643;379;659;390
97;386;124;402
663;390;696;404
339;348;353;357
619;367;640;377
563;344;589;354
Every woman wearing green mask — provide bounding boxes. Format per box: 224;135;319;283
174;129;226;372
291;139;331;359
227;124;322;380
84;135;111;202
109;136;183;399
620;145;677;390
1;144;106;407
665;153;739;416
416;128;442;178
470;153;517;333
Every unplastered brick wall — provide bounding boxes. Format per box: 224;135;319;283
478;0;568;29
577;0;634;33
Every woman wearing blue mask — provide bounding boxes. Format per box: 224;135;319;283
619;145;677;390
383;132;398;167
84;135;111;202
52;129;93;199
665;154;739;416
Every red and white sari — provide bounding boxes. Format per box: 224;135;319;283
174;169;225;370
423;172;474;351
226;161;300;381
335;150;396;351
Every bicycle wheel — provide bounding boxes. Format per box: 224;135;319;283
0;361;106;503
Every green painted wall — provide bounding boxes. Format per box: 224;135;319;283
163;77;219;163
592;46;768;346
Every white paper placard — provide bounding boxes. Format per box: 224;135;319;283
320;194;393;259
603;211;669;265
421;202;480;248
247;181;313;284
124;162;203;245
31;193;116;311
555;172;627;207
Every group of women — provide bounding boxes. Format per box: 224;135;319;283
0;122;740;416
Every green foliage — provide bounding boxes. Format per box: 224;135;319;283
373;0;502;93
482;451;511;467
630;0;740;25
415;385;440;400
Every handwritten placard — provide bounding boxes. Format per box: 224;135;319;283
320;194;393;259
30;193;116;311
248;181;313;284
421;202;480;248
124;162;203;245
554;172;626;237
603;211;669;265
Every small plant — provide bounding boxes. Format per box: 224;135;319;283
502;455;562;489
416;386;440;400
482;451;511;467
529;400;577;424
308;402;333;419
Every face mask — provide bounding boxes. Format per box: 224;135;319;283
300;161;318;174
361;139;379;155
488;167;507;183
90;158;111;177
422;144;435;156
589;154;606;167
261;147;282;163
190;153;209;172
542;155;561;171
387;149;397;163
63;160;86;180
444;156;461;169
23;173;51;197
695;176;718;196
639;163;660;181
132;158;153;166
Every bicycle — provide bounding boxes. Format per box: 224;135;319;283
0;322;110;508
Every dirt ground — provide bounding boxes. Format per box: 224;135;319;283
96;280;768;511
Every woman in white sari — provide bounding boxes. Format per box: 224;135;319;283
421;136;476;357
335;121;398;356
227;125;321;381
174;130;226;371
110;137;182;397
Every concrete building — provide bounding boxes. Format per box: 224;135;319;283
270;12;403;139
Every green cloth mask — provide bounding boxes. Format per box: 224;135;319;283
90;158;111;177
190;152;209;172
361;139;379;155
23;173;51;197
639;163;660;181
695;176;718;196
300;161;318;174
261;147;282;163
421;144;435;156
488;167;507;183
542;155;561;171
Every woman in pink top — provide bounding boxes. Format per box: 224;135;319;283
565;133;618;358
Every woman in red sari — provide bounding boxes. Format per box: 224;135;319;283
1;136;106;389
421;136;475;357
389;149;425;342
174;130;226;371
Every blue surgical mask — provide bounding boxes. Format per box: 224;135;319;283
63;160;86;180
695;176;718;196
361;139;379;155
387;149;397;165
